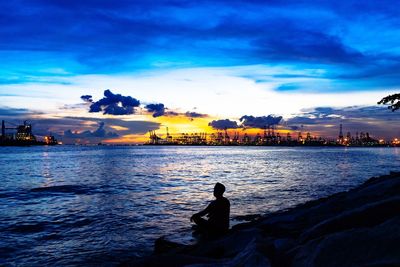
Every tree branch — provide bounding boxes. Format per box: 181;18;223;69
378;93;400;111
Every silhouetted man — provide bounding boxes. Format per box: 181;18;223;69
190;182;230;237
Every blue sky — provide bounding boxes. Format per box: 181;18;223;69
0;0;399;142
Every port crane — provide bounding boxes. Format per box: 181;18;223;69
2;120;20;139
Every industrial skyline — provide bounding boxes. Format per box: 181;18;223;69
2;118;398;146
146;124;398;147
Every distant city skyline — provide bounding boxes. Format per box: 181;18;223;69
1;1;400;143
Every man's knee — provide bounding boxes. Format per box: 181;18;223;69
193;216;204;225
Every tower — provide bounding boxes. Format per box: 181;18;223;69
339;124;344;140
224;127;229;144
1;120;5;140
166;127;172;143
287;132;292;142
263;126;267;141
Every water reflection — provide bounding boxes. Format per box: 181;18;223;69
0;146;400;266
40;150;54;187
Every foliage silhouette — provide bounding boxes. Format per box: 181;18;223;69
378;93;400;111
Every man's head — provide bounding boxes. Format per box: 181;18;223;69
213;182;225;198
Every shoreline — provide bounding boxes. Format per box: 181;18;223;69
125;171;400;267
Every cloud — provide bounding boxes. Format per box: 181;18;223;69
289;125;300;131
62;117;161;135
164;111;180;116
64;122;118;138
87;89;140;115
80;92;207;119
276;83;301;92
144;104;208;119
2;0;400;93
0;106;41;117
287;116;324;125
240;115;283;129
251;25;365;65
185;111;208;119
161;110;208;121
286;105;400;139
145;103;165;117
80;95;93;102
208;119;239;130
209;114;283;130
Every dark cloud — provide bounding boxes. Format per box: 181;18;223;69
145;103;165;117
185;111;208;118
286;106;400;139
88;90;140;115
81;95;93;102
209;115;283;130
208;119;239;130
240;115;283;129
287;117;322;125
64;122;118;138
143;107;208;119
164;111;180;116
0;107;40;117
289;125;300;131
250;25;365;65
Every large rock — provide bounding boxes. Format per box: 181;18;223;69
188;238;272;267
300;196;400;242
291;216;400;267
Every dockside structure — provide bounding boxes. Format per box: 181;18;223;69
146;125;391;147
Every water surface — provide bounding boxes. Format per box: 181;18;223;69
1;146;399;266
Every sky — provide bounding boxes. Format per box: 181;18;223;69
1;0;400;143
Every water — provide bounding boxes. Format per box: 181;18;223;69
1;146;399;266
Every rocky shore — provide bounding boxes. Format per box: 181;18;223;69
123;172;400;267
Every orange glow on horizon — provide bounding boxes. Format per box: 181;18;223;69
104;134;149;144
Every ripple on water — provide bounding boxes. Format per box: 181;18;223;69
30;184;91;194
0;146;399;266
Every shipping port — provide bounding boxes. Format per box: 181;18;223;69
0;120;58;146
146;124;398;147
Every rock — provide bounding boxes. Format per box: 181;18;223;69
232;214;262;222
300;196;400;242
187;238;272;267
120;254;222;267
290;216;400;267
187;228;266;258
154;236;190;254
273;238;296;252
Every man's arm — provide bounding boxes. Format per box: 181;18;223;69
190;202;212;222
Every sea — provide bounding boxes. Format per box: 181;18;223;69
1;145;399;266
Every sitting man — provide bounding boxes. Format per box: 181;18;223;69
190;182;230;237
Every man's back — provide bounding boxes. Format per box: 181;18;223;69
207;197;230;233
